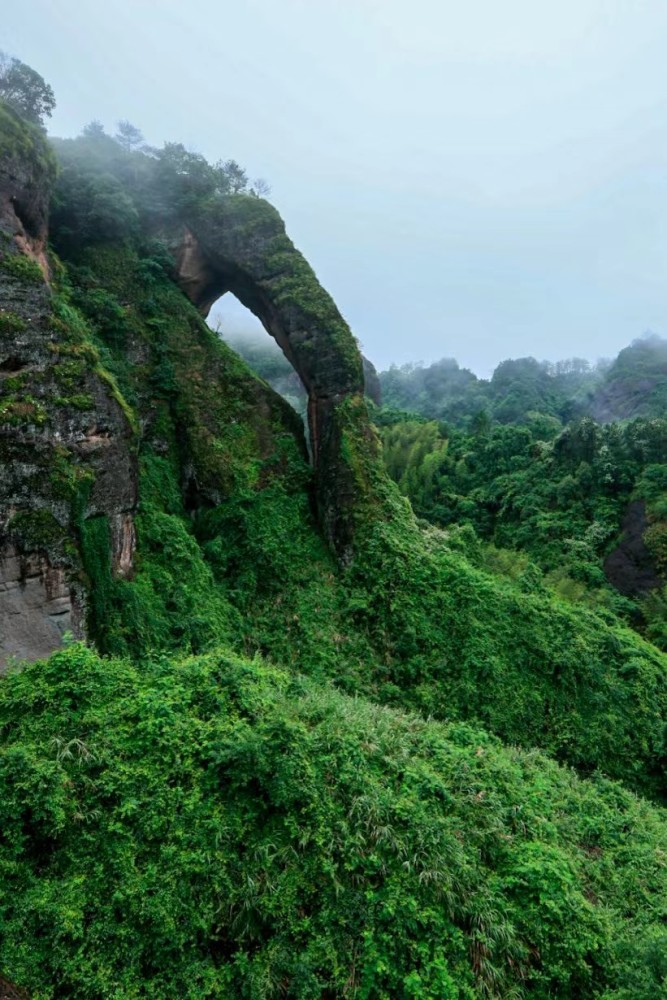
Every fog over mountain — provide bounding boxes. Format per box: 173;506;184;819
7;0;667;374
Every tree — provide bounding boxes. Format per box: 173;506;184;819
221;158;248;193
251;177;271;197
155;142;219;212
50;163;140;254
471;409;491;437
82;120;107;139
115;119;144;151
0;52;55;127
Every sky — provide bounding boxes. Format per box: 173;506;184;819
6;0;667;375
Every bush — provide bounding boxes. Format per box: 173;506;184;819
1;645;666;998
0;310;27;333
0;251;43;284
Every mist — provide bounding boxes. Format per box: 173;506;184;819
7;0;667;375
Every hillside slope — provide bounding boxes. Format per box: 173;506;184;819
2;644;667;999
0;85;667;998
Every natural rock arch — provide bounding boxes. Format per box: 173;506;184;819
173;195;382;561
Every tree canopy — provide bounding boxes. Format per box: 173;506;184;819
0;51;55;127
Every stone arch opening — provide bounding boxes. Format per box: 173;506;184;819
209;293;308;423
209;292;265;344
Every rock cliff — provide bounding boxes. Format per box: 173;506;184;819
0;105;137;667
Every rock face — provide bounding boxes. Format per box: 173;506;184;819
0;104;52;272
0;974;26;1000
177;201;363;463
0;107;137;667
604;500;662;597
362;355;382;405
0;546;79;673
172;196;382;560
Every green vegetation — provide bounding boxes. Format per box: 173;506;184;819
0;251;44;284
377;397;667;648
1;62;667;998
42;190;667;797
0;51;55;127
72;401;667;801
0;97;57;252
0;97;56;175
2;644;667;999
0;310;27;333
379;355;599;428
85;452;239;656
378;336;667;430
49;126;264;257
594;335;667;420
0;392;47;426
7;509;67;554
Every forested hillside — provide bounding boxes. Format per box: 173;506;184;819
378;334;667;427
1;56;667;999
368;340;667;650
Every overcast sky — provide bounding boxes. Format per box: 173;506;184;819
6;0;667;374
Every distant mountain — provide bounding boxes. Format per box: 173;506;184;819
590;334;667;421
376;334;667;429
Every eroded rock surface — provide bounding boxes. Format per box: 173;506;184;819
604;500;661;597
0;111;138;666
0;974;27;1000
362;355;382;405
0;545;80;671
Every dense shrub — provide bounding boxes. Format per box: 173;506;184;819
1;645;666;999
